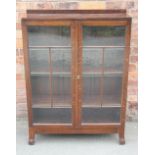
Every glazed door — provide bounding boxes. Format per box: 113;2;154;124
27;22;75;125
78;21;126;125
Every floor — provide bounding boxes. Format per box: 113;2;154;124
16;119;137;155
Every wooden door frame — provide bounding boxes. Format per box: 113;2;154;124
76;19;131;131
22;20;77;128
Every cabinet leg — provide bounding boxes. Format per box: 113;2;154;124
28;128;35;145
119;136;125;145
118;128;125;145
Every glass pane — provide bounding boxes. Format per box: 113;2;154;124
51;76;71;107
51;49;72;107
28;26;71;46
29;50;49;73
82;48;102;73
83;26;125;46
32;108;71;124
82;107;120;123
82;48;102;107
28;26;72;124
82;26;125;124
83;76;101;107
51;49;71;72
103;76;122;105
104;48;124;73
29;50;51;108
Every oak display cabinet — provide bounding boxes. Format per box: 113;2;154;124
22;10;131;145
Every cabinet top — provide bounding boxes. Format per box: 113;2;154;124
27;9;127;14
22;9;131;21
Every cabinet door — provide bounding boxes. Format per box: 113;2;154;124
28;25;73;125
79;22;126;125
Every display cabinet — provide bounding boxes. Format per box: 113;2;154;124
22;10;131;144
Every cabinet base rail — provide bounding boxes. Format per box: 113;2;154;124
28;125;125;145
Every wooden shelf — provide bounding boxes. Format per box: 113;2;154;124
31;72;50;76
31;72;71;76
82;104;121;108
83;71;122;77
32;104;121;109
81;123;120;126
29;46;72;49
31;71;122;77
32;95;121;108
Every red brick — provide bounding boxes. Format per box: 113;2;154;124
16;2;28;10
16;96;27;104
16;64;24;74
17;56;24;64
131;38;138;47
16;49;23;56
16;80;26;89
106;1;128;9
129;64;137;72
128;79;138;86
128;101;138;110
35;2;53;9
128;95;137;102
130;56;138;63
131;25;138;41
128;87;138;95
16;23;21;30
16;74;23;80
16;30;22;39
16;38;23;49
129;71;138;80
130;47;138;56
78;1;106;9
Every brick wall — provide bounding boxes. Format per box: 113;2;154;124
16;0;138;121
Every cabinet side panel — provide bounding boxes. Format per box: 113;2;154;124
119;20;132;131
22;21;33;126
